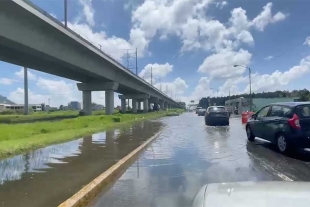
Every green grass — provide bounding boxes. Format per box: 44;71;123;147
0;109;184;158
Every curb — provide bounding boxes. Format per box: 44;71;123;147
58;127;165;207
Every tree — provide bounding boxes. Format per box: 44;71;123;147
59;105;64;110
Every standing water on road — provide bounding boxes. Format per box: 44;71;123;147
90;112;310;207
0;120;163;207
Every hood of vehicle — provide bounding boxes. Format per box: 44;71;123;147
194;181;310;207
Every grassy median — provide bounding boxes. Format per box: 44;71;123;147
0;109;184;158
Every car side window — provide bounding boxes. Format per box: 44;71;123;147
270;105;283;117
257;106;270;118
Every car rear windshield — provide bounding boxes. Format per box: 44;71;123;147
209;107;226;112
296;105;310;118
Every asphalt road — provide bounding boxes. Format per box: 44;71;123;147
89;112;310;207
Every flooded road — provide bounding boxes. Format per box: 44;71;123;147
89;112;310;207
0;120;163;207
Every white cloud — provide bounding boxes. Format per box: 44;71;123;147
304;36;310;47
130;1;286;54
78;0;95;26
215;1;228;9
245;56;310;93
198;49;252;79
154;77;188;98
250;3;287;31
9;88;49;105
68;22;133;60
0;78;14;85
15;68;37;81
139;63;173;80
264;55;274;60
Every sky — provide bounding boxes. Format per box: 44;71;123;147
1;0;310;107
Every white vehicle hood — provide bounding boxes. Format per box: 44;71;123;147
193;181;310;207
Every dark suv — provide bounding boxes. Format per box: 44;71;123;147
246;102;310;154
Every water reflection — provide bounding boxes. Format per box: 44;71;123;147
0;120;163;207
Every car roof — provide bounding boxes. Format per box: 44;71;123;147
270;102;310;107
208;106;225;108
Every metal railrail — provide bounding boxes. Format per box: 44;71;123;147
19;0;178;104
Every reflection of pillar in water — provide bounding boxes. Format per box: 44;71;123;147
80;135;93;155
106;130;118;159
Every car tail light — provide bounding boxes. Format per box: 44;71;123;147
288;114;301;129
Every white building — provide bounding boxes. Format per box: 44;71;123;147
0;103;43;112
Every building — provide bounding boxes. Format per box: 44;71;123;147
178;102;186;109
0;103;43;112
68;101;81;110
225;97;300;113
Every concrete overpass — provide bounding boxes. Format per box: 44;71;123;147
0;0;180;114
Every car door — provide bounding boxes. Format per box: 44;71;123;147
261;105;285;141
251;106;271;138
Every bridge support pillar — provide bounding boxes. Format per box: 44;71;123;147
138;101;142;111
132;99;137;113
164;102;168;109
105;89;114;115
82;91;92;115
121;99;126;113
143;98;149;113
148;102;152;110
160;101;165;110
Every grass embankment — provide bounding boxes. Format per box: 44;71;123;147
0;109;184;158
0;110;121;124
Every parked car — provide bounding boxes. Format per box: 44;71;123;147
246;102;310;154
192;181;310;207
197;108;206;116
205;106;229;126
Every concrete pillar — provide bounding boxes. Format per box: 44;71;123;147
82;91;92;115
105;89;114;115
160;101;164;110
121;99;126;113
143;98;149;113
138;101;142;110
24;67;29;115
132;99;137;113
164;102;168;109
148;102;152;110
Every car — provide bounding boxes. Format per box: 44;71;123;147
192;181;310;207
205;106;229;126
195;107;202;114
197;108;206;116
246;102;310;154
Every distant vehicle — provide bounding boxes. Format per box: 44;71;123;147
195;107;202;114
246;102;310;154
205;106;229;126
192;181;310;207
197;108;206;116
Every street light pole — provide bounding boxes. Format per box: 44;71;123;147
64;0;67;28
234;65;252;111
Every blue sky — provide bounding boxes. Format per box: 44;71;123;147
1;0;310;107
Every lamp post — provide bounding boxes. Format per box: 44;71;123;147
234;65;252;111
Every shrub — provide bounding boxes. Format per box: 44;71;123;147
79;110;86;116
112;117;121;122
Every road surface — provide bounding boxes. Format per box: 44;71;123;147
89;112;310;207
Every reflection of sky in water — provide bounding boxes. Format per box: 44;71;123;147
0;130;119;185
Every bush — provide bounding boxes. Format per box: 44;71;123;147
79;110;86;116
112;117;121;122
0;110;15;115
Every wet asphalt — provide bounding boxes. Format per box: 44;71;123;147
89;112;310;207
2;113;310;207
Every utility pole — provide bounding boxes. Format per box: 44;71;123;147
135;48;138;75
24;67;29;115
249;67;252;111
151;67;153;85
64;0;67;28
159;77;162;91
126;50;130;70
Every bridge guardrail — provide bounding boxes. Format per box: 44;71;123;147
20;0;178;104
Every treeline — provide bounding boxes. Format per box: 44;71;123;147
198;89;310;108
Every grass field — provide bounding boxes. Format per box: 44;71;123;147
0;109;184;158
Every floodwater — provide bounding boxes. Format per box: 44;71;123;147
89;112;310;207
0;120;163;207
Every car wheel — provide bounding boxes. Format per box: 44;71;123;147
276;134;290;154
246;126;255;142
226;121;229;126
